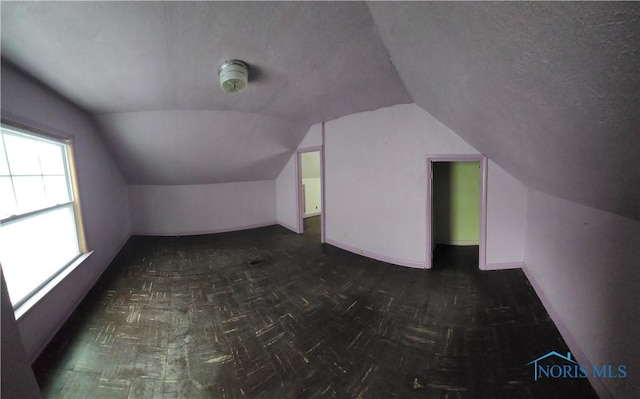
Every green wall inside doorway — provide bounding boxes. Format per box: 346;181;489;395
433;161;480;245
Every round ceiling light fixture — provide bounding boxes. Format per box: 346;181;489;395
218;60;249;93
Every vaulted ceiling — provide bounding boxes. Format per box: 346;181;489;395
1;1;411;184
368;2;639;220
2;2;638;220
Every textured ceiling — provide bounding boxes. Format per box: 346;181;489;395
0;1;410;184
367;2;640;220
1;2;638;219
96;110;306;185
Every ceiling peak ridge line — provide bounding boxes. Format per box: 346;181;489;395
364;1;415;106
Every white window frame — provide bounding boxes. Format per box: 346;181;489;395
0;120;87;312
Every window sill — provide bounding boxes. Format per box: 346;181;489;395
14;250;94;321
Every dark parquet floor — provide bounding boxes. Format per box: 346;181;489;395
33;216;598;398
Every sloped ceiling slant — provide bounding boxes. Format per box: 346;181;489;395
2;2;638;220
368;2;640;220
1;1;411;185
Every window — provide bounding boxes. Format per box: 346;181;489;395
0;122;86;310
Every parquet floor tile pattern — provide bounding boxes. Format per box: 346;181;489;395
33;217;598;398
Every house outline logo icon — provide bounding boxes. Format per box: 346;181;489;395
526;351;576;381
526;351;627;381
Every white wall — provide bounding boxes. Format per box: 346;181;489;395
524;190;639;399
276;123;323;232
301;151;321;179
485;160;528;267
129;181;276;235
302;177;322;215
1;62;131;361
301;151;321;216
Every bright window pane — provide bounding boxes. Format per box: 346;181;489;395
12;176;47;213
4;134;41;175
38;141;66;175
1;124;83;311
0;205;80;305
44;175;71;204
0;137;9;175
0;177;17;218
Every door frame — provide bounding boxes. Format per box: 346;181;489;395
296;146;325;243
425;154;487;269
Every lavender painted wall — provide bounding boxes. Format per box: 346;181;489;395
276;156;299;233
524;190;639;398
1;271;41;399
1;62;131;360
486;160;527;267
297;123;323;149
325;104;479;267
276;105;527;268
129;181;276;235
276;123;323;233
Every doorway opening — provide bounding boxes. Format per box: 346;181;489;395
426;155;487;270
297;148;324;242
